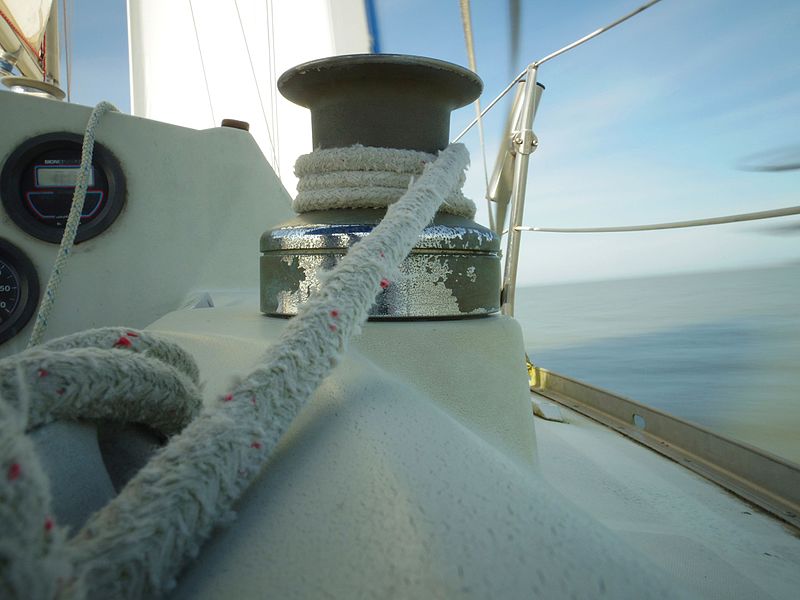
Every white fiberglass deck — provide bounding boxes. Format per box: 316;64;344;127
534;398;800;599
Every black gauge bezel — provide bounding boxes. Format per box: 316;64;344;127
1;132;126;244
0;239;40;344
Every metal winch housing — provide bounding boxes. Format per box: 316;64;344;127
260;209;500;318
261;54;501;319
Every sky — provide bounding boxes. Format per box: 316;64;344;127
60;0;799;284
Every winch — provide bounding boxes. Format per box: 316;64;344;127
260;54;501;319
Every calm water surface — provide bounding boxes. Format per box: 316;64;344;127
515;262;800;464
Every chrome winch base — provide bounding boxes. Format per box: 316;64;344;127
260;210;501;319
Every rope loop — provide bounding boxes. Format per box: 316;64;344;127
0;327;202;600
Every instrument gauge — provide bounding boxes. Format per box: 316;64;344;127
0;239;40;344
1;133;126;243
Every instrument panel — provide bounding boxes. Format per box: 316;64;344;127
0;89;294;355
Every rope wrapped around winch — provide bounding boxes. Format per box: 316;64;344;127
294;144;476;219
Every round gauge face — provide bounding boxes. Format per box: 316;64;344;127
1;133;126;244
0;260;22;316
0;240;40;344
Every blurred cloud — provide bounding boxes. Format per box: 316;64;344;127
736;144;800;173
752;219;800;236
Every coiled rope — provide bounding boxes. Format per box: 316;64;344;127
0;101;470;599
294;144;476;218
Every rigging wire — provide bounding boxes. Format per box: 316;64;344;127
234;0;278;169
513;205;800;234
188;0;217;128
459;0;493;230
453;0;663;142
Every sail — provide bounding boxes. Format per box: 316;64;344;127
127;0;370;194
0;0;52;53
0;0;52;76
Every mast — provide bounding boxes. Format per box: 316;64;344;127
43;0;60;86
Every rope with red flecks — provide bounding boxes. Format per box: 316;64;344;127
0;96;469;598
62;143;470;599
0;327;203;600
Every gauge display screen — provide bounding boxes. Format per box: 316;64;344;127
21;152;107;226
35;165;95;188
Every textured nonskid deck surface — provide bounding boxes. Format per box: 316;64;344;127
534;398;800;599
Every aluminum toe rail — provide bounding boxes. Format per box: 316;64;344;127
530;366;800;531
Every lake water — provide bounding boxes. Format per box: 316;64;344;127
515;262;800;464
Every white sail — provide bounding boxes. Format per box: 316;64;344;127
0;0;52;52
127;0;370;193
0;0;53;77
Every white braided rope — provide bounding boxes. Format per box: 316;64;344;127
294;145;476;219
0;328;203;600
0;387;72;600
0;123;470;598
27;101;118;348
64;143;469;599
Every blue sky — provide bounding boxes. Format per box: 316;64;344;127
63;0;799;284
